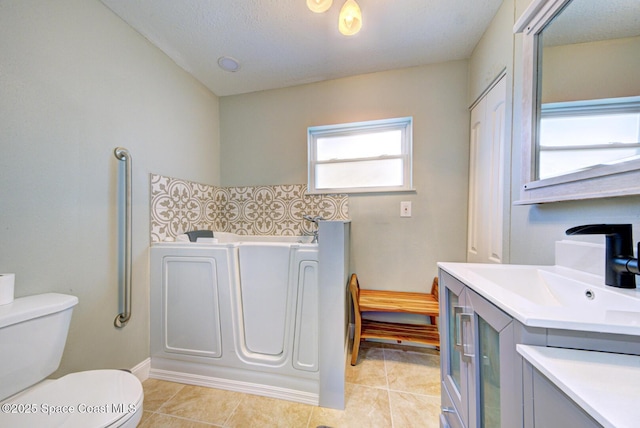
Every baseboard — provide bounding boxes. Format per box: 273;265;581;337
149;368;319;406
130;358;151;382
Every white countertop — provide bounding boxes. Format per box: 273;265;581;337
438;262;640;335
517;344;640;428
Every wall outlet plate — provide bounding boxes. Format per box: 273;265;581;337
400;201;411;217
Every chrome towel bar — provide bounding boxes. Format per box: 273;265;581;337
114;147;132;328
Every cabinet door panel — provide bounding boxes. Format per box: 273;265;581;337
478;317;500;428
467;288;516;428
442;380;465;428
440;270;519;428
531;366;601;428
440;271;470;427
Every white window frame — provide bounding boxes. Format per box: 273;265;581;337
307;117;413;194
538;97;640;180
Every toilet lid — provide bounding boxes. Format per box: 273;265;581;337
0;370;143;428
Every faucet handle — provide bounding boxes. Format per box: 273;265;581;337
566;224;633;256
566;224;632;237
567;224;637;288
303;214;324;224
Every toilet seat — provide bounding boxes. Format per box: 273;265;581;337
0;369;143;428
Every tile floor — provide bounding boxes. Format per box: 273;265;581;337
139;342;441;427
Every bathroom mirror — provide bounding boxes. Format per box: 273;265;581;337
515;0;640;204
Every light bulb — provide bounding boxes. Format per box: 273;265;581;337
338;0;362;36
307;0;333;13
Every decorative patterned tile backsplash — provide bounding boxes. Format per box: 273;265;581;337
150;174;349;242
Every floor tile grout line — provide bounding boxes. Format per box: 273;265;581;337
221;393;245;427
144;380;226;426
305;404;314;428
387;388;396;428
345;380;388;391
386;388;442;399
151;382;186;413
383;347;396;428
344;381;441;400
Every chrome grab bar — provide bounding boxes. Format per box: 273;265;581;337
114;147;132;328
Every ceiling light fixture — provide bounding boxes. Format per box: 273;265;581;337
338;0;362;36
307;0;362;36
306;0;333;13
217;56;240;72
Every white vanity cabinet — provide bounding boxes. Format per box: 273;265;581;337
518;344;640;428
522;362;601;428
440;269;521;428
439;259;640;428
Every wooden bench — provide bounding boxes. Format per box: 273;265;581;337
349;273;440;365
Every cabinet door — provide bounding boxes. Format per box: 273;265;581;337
525;363;601;428
466;289;516;428
440;271;471;427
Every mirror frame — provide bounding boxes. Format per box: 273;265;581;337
514;0;640;204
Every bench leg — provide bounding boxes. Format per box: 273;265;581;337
351;331;362;366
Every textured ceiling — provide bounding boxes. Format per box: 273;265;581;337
543;0;640;46
100;0;503;96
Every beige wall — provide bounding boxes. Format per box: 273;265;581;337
220;63;470;291
542;36;640;103
467;0;517;263
0;0;220;375
468;0;516;106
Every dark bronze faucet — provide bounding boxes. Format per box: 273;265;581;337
566;224;639;288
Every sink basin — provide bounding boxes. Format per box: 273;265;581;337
464;265;633;307
439;262;640;335
464;266;567;306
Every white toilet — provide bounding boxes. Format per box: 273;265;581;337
0;293;144;427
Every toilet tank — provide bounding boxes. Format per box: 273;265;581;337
0;293;78;401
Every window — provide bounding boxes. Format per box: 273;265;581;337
307;117;413;194
538;97;640;180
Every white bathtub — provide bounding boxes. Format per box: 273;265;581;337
149;233;322;404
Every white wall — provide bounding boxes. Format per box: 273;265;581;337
0;0;220;375
220;63;470;291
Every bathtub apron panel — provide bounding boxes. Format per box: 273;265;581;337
238;243;292;357
293;257;319;372
164;256;223;357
